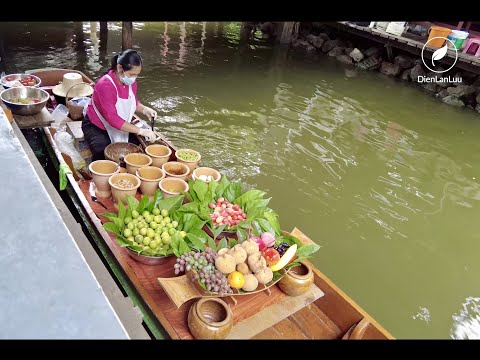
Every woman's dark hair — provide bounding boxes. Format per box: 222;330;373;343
109;49;142;72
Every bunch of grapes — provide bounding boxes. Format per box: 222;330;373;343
274;243;290;256
173;248;232;295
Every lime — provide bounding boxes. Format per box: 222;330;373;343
161;227;168;233
140;228;148;236
152;208;161;216
150;221;158;229
153;215;163;223
145;215;153;223
149;241;158;249
137;215;144;221
168;228;176;236
179;231;187;239
164;216;171;224
161;209;169;217
154;234;162;242
124;216;133;225
132;218;139;225
127;236;135;242
132;241;139;246
127;222;135;231
161;231;169;238
142;210;150;218
162;236;171;245
124;229;133;238
132;228;140;236
137;222;145;229
171;221;179;228
131;210;139;219
166;223;173;229
143;237;151;246
155;227;162;234
135;234;144;243
147;229;156;238
160;220;166;227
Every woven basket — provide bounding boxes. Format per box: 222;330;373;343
66;83;92;121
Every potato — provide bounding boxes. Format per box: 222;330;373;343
242;274;258;292
228;245;247;264
214;253;236;274
247;252;266;273
241;239;259;256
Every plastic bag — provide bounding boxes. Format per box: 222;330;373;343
68;96;91;117
54;129;87;176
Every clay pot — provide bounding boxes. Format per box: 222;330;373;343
124;153;152;175
175;148;201;173
162;161;190;181
192;167;221;183
187;298;233;339
145;144;172;168
278;262;314;296
88;160;119;198
108;173;141;209
136;166;165;197
159;177;189;198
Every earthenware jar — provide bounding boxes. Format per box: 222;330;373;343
136;166;165;197
192;167;221;183
175;148;201;173
159;177;189;199
88;160;119;198
187;298;233;339
145;144;172;168
124;153;152;175
162;161;190;181
108;173;141;209
278;261;314;296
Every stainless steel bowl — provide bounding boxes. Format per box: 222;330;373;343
0;86;49;115
0;73;41;89
125;247;172;265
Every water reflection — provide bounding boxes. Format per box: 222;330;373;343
451;297;480;339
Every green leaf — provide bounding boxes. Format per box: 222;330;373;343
217;238;228;251
178;239;191;255
223;182;242;203
211;224;226;240
186;233;207;251
234;189;267;211
207;236;216;250
171;233;181;257
228;238;237;248
236;228;249;243
263;209;281;235
257;218;276;236
126;195;139;214
102;213;119;223
251;220;262;237
147;189;163;212
113;217;125;233
296;244;321;261
215;176;230;198
114;234;130;247
137;195;150;214
205;180;218;204
103;222;120;236
156;195;185;213
192;180;209;204
176;202;202;214
189;228;211;243
271;271;284;283
181;214;207;233
197;278;207;290
117;199;126;222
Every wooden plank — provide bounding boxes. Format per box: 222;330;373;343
226;284;324;339
270;318;308;339
12;107;53;129
288;305;342;339
252;326;280;339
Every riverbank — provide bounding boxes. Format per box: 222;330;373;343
261;22;480;113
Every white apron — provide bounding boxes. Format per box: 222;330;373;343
91;74;136;143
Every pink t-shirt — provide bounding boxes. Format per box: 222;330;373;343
86;69;139;130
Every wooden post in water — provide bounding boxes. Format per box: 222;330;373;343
100;21;108;35
99;22;108;59
122;22;133;51
278;22;295;44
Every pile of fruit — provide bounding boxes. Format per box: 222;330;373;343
123;208;185;256
173;231;299;294
208;197;247;229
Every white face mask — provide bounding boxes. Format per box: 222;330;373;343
120;69;137;85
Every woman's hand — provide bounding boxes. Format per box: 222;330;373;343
142;106;157;120
138;128;158;142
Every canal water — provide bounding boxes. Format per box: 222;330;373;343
3;22;480;339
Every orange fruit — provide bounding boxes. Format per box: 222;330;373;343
227;271;245;289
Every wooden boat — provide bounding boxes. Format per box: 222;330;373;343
31;68;394;340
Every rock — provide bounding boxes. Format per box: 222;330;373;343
447;85;476;97
311;37;325;49
336;54;353;65
422;82;441;93
400;69;411;81
260;22;275;34
476;104;480;113
344;68;358;78
409;64;426;82
458;71;477;85
349;48;364;62
394;55;414;69
344;47;354;56
364;47;382;57
306;34;317;43
322;39;346;53
380;62;401;76
414;58;423;66
436;89;449;99
476;93;480;104
426;72;450;88
317;33;330;42
442;95;465;107
471;76;480;88
306;45;316;52
356;55;382;70
328;46;345;57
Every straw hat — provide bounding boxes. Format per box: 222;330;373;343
52;72;93;98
